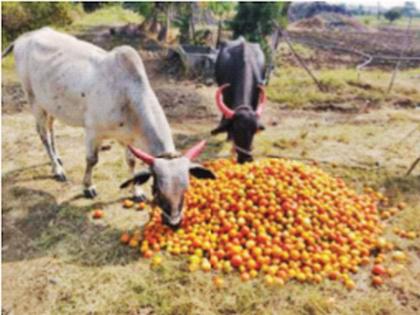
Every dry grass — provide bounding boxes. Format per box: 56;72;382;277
3;107;420;315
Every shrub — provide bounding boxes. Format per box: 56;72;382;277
82;2;103;13
2;2;79;47
384;8;402;23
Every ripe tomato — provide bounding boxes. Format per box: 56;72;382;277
231;255;243;268
372;264;387;276
92;209;104;219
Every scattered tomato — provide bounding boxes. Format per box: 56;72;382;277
372;264;387;276
137;202;147;211
143;250;154;258
240;272;250;282
129;238;139;248
120;232;130;244
201;258;211;272
372;276;384;287
407;231;417;240
392;251;407;263
92;209;104;219
264;275;275;286
344;279;356;290
123;199;134;208
151;255;162;268
213;276;224;288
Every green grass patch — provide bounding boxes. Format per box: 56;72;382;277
70;5;143;31
277;41;315;59
267;66;420;108
1;54;18;83
356;15;420;28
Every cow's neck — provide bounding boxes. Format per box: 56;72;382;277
233;44;254;109
130;87;176;156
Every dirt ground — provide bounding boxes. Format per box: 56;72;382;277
2;13;420;315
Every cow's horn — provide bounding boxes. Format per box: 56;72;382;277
256;85;267;117
215;84;235;119
128;145;155;165
184;140;206;161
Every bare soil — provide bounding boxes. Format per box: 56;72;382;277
287;24;420;69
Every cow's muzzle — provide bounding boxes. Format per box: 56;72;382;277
161;212;182;230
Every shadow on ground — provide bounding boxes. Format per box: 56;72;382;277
2;170;141;267
383;175;420;200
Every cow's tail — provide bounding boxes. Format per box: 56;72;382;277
2;42;14;59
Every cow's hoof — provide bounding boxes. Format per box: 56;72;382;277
54;173;67;182
84;187;97;199
132;194;147;202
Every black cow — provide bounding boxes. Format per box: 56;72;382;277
211;37;266;163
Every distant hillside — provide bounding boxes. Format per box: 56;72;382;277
288;1;350;22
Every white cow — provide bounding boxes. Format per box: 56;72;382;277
3;27;215;227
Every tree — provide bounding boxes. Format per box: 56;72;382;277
156;3;174;43
2;2;77;47
384;8;402;23
206;2;235;47
172;3;195;44
126;2;154;18
357;4;365;16
126;2;174;43
230;2;289;57
402;1;416;17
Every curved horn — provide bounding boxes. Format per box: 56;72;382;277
215;84;235;119
128;145;155;165
184;140;207;161
256;85;267;117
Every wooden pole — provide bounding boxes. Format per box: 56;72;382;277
284;33;325;92
387;16;412;94
406;157;420;176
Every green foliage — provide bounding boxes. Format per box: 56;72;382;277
402;1;417;17
231;2;287;41
172;11;191;44
230;2;289;58
384;8;402;23
2;2;79;47
206;2;236;19
124;2;155;17
363;17;371;25
72;5;143;30
172;3;195;44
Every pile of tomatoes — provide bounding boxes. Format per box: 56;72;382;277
121;158;406;288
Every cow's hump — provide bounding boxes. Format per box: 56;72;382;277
113;46;145;78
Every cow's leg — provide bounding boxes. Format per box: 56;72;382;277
125;148;146;202
34;107;66;181
47;116;64;168
83;131;101;198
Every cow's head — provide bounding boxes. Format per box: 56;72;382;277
120;140;215;229
211;84;266;163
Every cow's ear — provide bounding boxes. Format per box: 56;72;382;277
120;170;151;189
189;164;216;180
211;119;232;135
